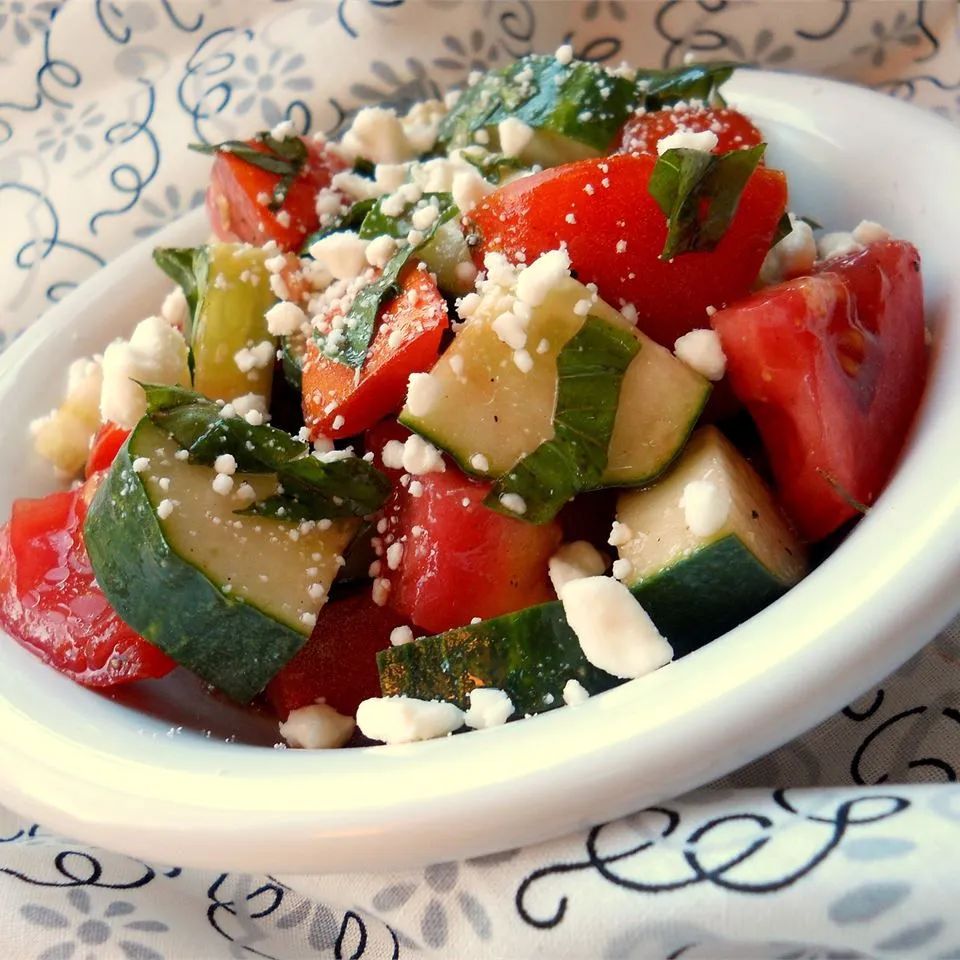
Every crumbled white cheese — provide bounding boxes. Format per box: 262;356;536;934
499;492;527;515
390;625;414;647
611;557;633;581
492;311;528;351
100;315;190;429
340;106;417;164
356;696;465;744
380;439;406;470
548;541;607;594
817;231;864;261
852;219;891;246
513;349;534;373
401;99;447;154
279;704;355;750
156;499;175;520
212;473;234;496
560;576;673;679
160;286;189;330
132;457;151;474
270;119;298;141
244;409;265;426
673;329;726;381
214;454;237;476
365;234;398;269
406;372;441;417
309;232;369;281
608;520;632;547
408;480;424;497
470;453;490;472
265;301;307;337
451;166;495;214
234;340;275;373
515;249;572;308
400;434;446;475
498;117;534;158
464;688;515;730
411;203;439;231
231;393;268;419
656;129;718;155
679;480;731;538
758;212;817;286
554;43;574;65
386;541;404;571
562;678;590;706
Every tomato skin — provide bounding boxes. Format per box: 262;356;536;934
711;239;926;541
265;588;409;719
467;153;787;348
206;137;347;251
303;267;448;440
84;422;130;478
0;479;175;686
380;462;562;633
617;105;764;156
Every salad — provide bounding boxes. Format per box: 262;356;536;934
1;52;927;750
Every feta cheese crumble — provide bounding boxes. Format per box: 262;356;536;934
673;329;726;381
817;231;864;261
515;249;572;308
464;688;515;730
499;492;527;515
656;129;718;155
265;301;307;337
399;434;446;475
608;521;632;548
562;678;591;706
548;541;607;594
679;479;731;537
559;576;673;679
356;696;465;744
498;117;534;158
309;232;369;281
758;212;817;286
390;625;414;647
279;704;355;750
405;372;442;417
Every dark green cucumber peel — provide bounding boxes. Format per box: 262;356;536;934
378;601;621;715
84;432;306;702
142;384;390;520
439;55;639;153
378;535;791;714
486;316;640;523
281;330;307;391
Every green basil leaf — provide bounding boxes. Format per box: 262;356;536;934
798;214;823;230
319;193;458;369
301;198;377;253
461;150;529;184
485;316;640;524
151;246;209;342
637;62;739;110
648;143;766;260
439;55;639;153
190;132;308;210
140;384;390;519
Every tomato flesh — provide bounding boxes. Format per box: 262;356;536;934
467;152;787;348
207;137;347;251
85;422;130;478
617;105;764;156
0;479;175;686
378;457;561;633
265;587;409;719
303;266;448;440
711;239;926;541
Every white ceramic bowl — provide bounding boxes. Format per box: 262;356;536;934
0;71;958;874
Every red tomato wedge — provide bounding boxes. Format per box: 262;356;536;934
265;587;409;719
467;152;787;348
85;422;130;478
617;105;764;156
711;239;926;542
375;455;561;633
0;479;175;686
206;136;347;251
303;266;448;440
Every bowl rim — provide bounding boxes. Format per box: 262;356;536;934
0;69;959;874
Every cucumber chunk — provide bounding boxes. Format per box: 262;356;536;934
192;244;277;404
378;601;621;715
84;420;357;701
616;426;806;653
400;275;709;487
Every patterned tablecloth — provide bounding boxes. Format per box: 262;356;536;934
1;2;959;957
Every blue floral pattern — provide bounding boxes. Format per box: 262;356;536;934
1;2;959;957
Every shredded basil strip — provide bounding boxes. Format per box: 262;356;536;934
320;193;458;369
636;62;739;110
772;211;794;248
648;143;766;260
460;150;528;184
485;317;640;524
189;132;308;210
152;246;209;343
141;384;390;519
301;198;376;253
438;54;639;153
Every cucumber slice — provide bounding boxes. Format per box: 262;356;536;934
378;601;621;715
616;426;806;654
417;220;475;296
84;420;357;701
399;275;709;487
192;244;277;404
